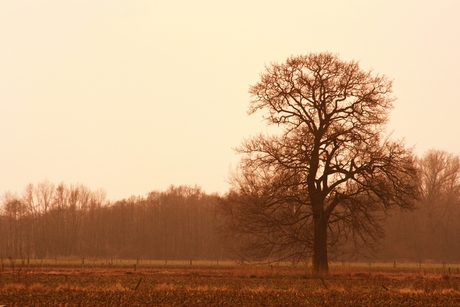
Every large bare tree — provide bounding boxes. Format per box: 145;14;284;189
219;53;419;274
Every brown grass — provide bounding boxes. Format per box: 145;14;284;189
2;283;26;290
155;282;177;291
1;264;460;306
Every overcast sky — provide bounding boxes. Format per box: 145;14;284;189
1;1;459;201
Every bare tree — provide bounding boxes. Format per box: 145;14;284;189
219;53;419;274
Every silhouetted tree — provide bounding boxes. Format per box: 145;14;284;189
219;53;419;274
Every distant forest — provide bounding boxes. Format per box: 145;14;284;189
1;149;460;264
0;184;223;262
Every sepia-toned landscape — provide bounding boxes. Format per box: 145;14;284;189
2;1;460;306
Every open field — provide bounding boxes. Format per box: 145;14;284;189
1;261;460;306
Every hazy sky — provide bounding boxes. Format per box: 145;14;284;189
1;1;459;201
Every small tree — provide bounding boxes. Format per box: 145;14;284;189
219;53;419;274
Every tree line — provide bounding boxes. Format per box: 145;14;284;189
381;150;460;262
1;149;459;264
0;183;223;262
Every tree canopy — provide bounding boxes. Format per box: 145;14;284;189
219;52;419;274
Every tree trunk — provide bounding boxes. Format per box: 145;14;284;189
312;212;328;275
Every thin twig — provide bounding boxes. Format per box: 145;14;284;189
134;277;142;291
319;277;328;290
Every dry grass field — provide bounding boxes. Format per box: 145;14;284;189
1;260;460;306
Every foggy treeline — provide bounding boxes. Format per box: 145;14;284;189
380;149;460;262
1;149;460;263
0;184;223;261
